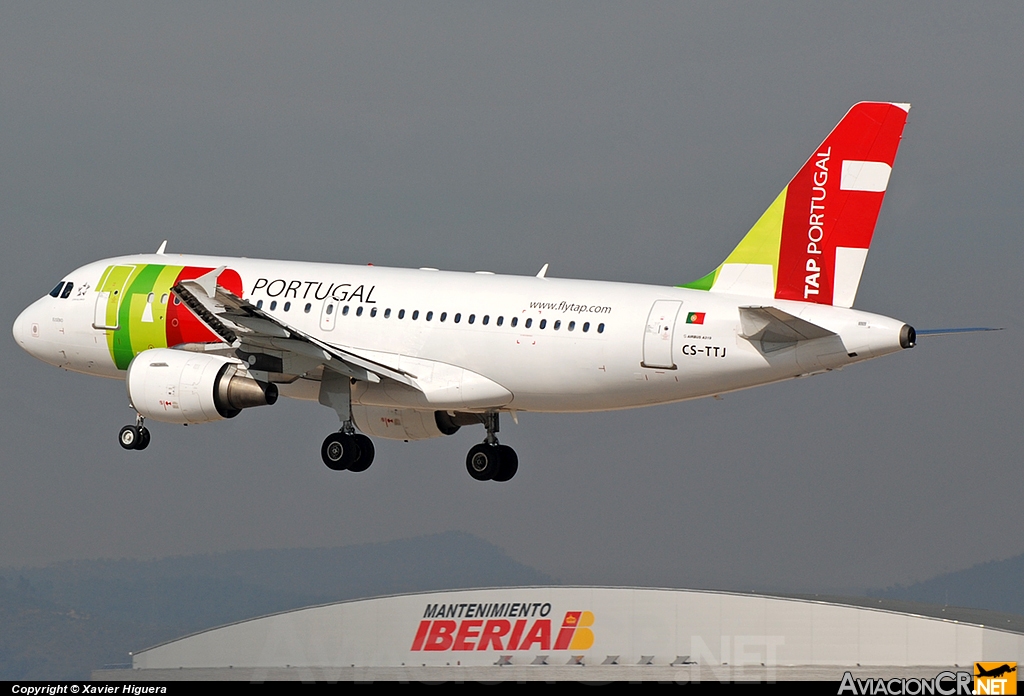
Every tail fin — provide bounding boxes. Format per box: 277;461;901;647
682;102;910;307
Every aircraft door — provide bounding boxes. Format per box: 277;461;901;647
92;265;136;330
320;299;337;331
642;300;682;369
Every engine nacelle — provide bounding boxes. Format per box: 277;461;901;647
127;348;278;424
352;405;461;441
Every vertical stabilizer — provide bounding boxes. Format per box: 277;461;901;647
683;102;909;307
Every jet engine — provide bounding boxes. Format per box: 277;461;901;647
126;348;278;424
351;405;465;441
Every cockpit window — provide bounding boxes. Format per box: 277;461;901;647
60;282;74;299
49;282;65;298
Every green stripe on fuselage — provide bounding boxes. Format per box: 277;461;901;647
128;265;181;358
110;264;181;369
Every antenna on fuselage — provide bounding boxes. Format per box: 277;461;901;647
536;263;549;278
156;240;168;255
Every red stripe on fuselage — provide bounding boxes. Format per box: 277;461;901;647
166;267;243;346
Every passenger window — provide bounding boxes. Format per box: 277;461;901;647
454;313;461;324
511;317;518;328
468;314;475;324
356;306;364;316
327;304;334;315
525;318;533;329
370;307;378;317
598;323;605;333
304;303;311;313
440;312;447;322
284;301;291;312
49;282;64;298
160;294;168;304
426;311;433;321
568;321;575;331
497;316;503;326
539;319;547;329
174;297;181;305
412;310;419;320
270;301;278;310
554;320;561;330
398;309;405;319
482;315;490;325
384;308;391;318
147;292;154;303
583;322;590;332
61;283;74;299
257;299;264;309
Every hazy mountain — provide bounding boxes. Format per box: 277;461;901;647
0;531;554;680
868;553;1024;616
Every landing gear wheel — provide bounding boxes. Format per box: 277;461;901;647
321;432;356;471
492;445;518;482
136;427;151;451
118;425;140;450
466;443;501;481
347;434;375;473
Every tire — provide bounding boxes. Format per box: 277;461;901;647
347;435;375;473
136;427;151;451
466;443;500;481
492;445;518;482
321;432;355;471
118;425;140;450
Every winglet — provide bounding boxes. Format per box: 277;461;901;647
193;266;226;299
536;263;549;279
155;240;168;255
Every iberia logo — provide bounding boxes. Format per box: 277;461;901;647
411;610;595;652
974;663;1017;695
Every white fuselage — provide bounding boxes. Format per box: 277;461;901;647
13;254;910;414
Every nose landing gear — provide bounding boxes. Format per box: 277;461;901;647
118;414;150;451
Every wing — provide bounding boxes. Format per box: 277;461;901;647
170;266;419;388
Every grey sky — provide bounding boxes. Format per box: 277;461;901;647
1;2;1019;594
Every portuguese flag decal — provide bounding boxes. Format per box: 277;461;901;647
686;312;705;325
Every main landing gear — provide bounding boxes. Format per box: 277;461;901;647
321;424;375;472
465;412;518;482
118;414;151;451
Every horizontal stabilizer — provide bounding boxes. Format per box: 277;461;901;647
739;306;835;353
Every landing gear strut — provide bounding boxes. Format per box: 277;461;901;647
465;412;518;482
321;422;375;472
118;414;150;451
318;369;374;473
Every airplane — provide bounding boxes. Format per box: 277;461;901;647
14;101;941;482
975;664;1016;679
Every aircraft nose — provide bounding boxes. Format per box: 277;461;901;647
13;306;28;345
13;302;41;352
